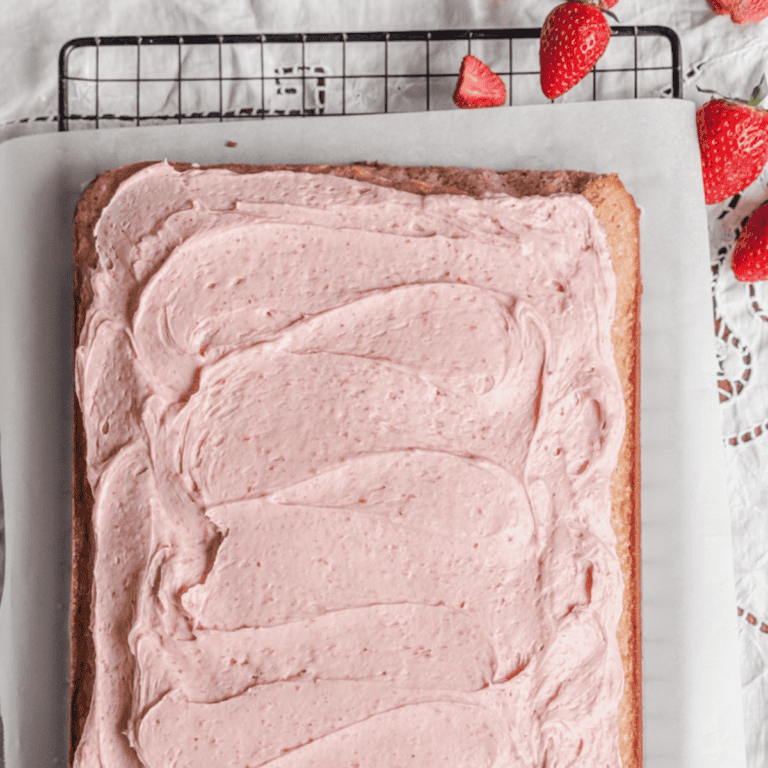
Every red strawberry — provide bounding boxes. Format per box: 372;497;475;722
707;0;768;24
732;200;768;281
540;1;612;100
453;55;506;109
696;98;768;204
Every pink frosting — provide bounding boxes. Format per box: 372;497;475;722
74;163;626;768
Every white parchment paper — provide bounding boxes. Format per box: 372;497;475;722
0;99;746;767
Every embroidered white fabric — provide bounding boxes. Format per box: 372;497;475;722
0;1;767;765
709;161;768;767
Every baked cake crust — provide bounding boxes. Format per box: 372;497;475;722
71;161;641;768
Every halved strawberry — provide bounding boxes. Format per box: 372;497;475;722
453;54;506;109
696;97;768;204
539;1;612;100
732;200;768;281
707;0;768;24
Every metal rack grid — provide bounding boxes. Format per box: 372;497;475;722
58;28;682;131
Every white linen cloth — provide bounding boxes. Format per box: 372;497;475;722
0;1;767;766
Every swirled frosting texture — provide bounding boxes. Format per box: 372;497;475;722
74;163;626;768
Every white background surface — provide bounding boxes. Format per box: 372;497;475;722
0;1;767;767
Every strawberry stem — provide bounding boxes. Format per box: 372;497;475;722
748;74;767;107
696;77;767;107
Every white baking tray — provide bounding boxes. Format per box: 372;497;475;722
0;101;747;768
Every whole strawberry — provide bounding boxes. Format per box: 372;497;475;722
732;200;768;281
696;98;768;204
453;55;506;109
540;1;611;100
707;0;768;24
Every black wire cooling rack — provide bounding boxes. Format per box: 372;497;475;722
58;28;682;131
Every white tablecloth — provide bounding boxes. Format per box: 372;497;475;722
1;1;767;766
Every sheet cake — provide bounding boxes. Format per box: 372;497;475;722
71;161;641;768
